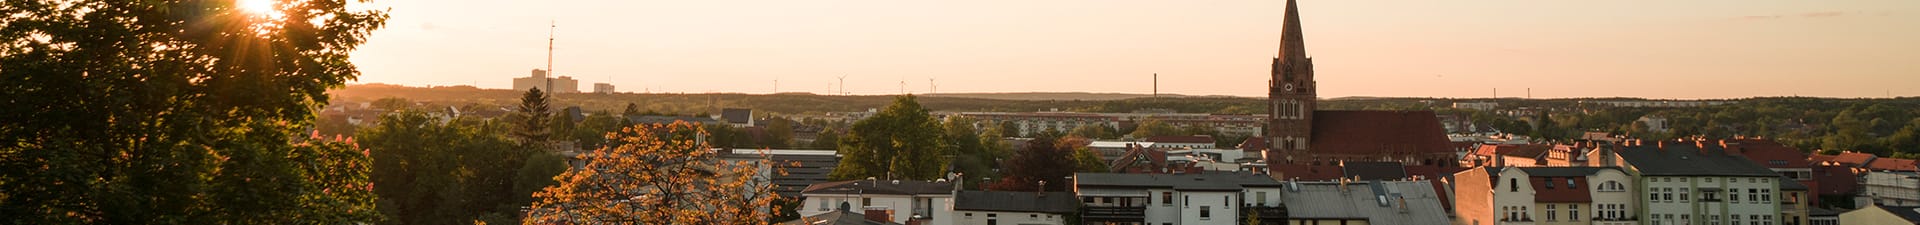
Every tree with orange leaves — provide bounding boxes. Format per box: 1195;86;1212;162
525;122;785;224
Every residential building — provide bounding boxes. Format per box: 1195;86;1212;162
780;209;907;225
718;149;839;197
1860;171;1920;207
1278;179;1451;225
1635;116;1669;133
954;112;1264;138
952;191;1078;225
1453;102;1500;111
799;179;956;225
1072;173;1288;225
1453;166;1638;225
1729;138;1828;207
1145;136;1217;149
1593;140;1787;225
1838;204;1920;225
1782;177;1812;225
1808;207;1839;225
721;108;756;127
593;82;615;94
1463;144;1553;167
512;69;580;93
1260;0;1460;180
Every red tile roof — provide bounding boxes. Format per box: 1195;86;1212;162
1733;139;1811;169
1832;152;1877;166
1309;111;1455;155
1145;135;1216;144
1869;158;1920;172
1530;177;1592;203
1808;154;1836;166
1472;144;1553;158
1238;138;1267;151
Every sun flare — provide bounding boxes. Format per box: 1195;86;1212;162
236;0;280;17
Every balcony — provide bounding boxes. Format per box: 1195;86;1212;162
1081;206;1147;222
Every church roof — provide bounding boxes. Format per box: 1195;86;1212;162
1277;0;1308;61
1309;110;1456;155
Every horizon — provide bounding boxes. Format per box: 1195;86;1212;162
345;82;1913;101
346;0;1919;99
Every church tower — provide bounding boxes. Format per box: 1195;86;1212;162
1268;0;1316;154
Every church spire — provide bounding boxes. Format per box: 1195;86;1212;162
1278;0;1308;61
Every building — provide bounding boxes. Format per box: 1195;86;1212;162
1837;204;1920;225
1145;136;1217;149
799;179;956;225
951;191;1078;225
512;69;580;93
1463;144;1553;167
1072;173;1288;225
1278;179;1451;225
1453;102;1500;111
1808;207;1839;225
722;108;756;127
1635;116;1670;133
1861;171;1920;207
1782;177;1813;225
1261;0;1459;181
1453;167;1639;225
593;82;615;94
1593;140;1787;225
718;149;840;197
780;209;907;225
960;112;1122;137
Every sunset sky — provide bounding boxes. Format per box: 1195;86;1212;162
345;0;1920;99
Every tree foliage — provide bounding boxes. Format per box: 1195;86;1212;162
357;111;561;225
513;88;554;144
0;0;386;223
988;135;1076;192
525;122;784;224
829;95;950;180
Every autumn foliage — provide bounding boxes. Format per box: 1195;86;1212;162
525;122;785;224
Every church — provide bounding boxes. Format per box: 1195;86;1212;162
1262;0;1460;181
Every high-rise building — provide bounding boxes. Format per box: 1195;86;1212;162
512;69;579;93
1262;0;1459;180
593;83;615;94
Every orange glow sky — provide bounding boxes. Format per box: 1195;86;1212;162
345;0;1919;99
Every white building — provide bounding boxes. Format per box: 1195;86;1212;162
1596;140;1788;225
1454;102;1500;111
512;69;580;93
799;179;956;225
952;191;1078;225
1072;173;1287;225
1859;171;1920;207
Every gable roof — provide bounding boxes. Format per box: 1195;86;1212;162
1474;144;1553;158
953;191;1078;214
1870;158;1920;172
1342;161;1409;181
1832;152;1877;165
1309;111;1455;155
1615;141;1780;177
802;180;955;196
1514;167;1615;177
1864;205;1920;223
779;210;904;225
1279;180;1451;224
1731;139;1811;169
720;108;753;124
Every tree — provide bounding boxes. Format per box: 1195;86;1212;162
1072;146;1110;173
623;102;644;118
1128;118;1181;139
1069;124;1121;140
526;122;784;224
829;95;950;180
0;1;386;223
988;135;1076;192
514;88;554;144
810;128;843;150
359;111;546;225
763;118;797;148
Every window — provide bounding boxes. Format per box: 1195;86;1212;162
863;197;872;206
1224;196;1230;209
1731;214;1741;225
1200;206;1212;219
1748;189;1758;203
987;219;997;225
1184;195;1190;207
1511;178;1519;192
819;198;830;210
1569;204;1579;221
1547;205;1557;221
1162;192;1173;206
1546;178;1556;189
1257;192;1269;206
1762;189;1772;203
1663;188;1673;201
1730;189;1740;202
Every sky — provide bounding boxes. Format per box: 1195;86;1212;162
343;0;1920;99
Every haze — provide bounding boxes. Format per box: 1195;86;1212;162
346;0;1920;99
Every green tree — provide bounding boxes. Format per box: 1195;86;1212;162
1128;118;1181;139
1069;124;1121;139
763;118;797;148
0;1;386;223
514;88;554;144
359;111;545;225
988;135;1076;192
810;128;843;150
829;95;950;180
1072;146;1110;173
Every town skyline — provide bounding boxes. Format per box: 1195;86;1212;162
347;0;1918;99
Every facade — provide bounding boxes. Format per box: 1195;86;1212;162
1453;167;1639;225
952;191;1078;225
1145;136;1217;149
799;179;957;225
512;69;580;93
1837;204;1920;225
721;108;756;127
1860;171;1920;207
1072;173;1288;225
1277;179;1451;225
593;82;615;94
1592;140;1787;225
1454;102;1500;111
1781;177;1813;225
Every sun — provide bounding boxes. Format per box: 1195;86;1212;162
236;0;281;17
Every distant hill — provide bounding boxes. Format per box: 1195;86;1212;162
921;92;1193;101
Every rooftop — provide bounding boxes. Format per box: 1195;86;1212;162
952;191;1078;214
801;179;955;196
1279;180;1451;224
1073;173;1283;191
1309;110;1456;155
1614;141;1781;177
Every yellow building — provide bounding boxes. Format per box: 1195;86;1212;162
1838;204;1920;225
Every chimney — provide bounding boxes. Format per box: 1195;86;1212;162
864;209;893;223
1397;195;1409;212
